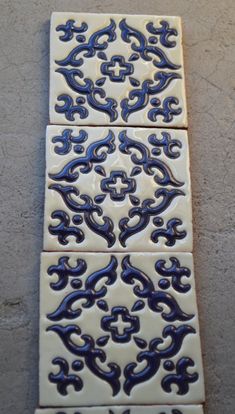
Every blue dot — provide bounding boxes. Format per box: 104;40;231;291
164;360;175;371
158;279;170;289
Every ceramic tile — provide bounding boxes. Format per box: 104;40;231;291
39;252;204;406
35;405;204;414
50;13;187;127
43;126;192;252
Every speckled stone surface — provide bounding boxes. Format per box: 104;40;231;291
0;1;234;414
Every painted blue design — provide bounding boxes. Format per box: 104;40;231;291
55;94;88;121
48;357;83;395
120;72;181;122
52;129;88;155
134;337;147;349
56;19;88;42
56;20;116;67
162;357;199;395
149;96;182;122
47;324;121;396
119;19;180;69
131;300;145;312
146;20;178;48
121;72;181;121
119;189;184;247
48;256;87;291
101;55;134;82
121;256;193;322
156;257;191;293
96;335;110;347
50;130;115;182
48;130;187;247
55;71;118;122
117;132;185;245
54;18;183;123
47;256;118;321
49;184;115;247
123;325;196;395
152;217;187;246
47;254;198;396
48;210;84;245
148;131;182;158
101;171;136;201
119;131;183;187
101;306;140;343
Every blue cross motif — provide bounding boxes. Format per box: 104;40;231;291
101;55;134;82
101;170;136;201
101;306;140;343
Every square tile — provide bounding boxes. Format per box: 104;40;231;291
35;405;204;414
43;126;192;252
39;252;204;406
50;12;187;127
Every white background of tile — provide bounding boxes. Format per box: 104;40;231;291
50;13;187;127
44;126;193;252
39;252;204;406
0;1;234;414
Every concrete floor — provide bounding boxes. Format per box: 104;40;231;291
0;1;234;413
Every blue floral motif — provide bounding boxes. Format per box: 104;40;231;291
152;217;186;246
56;19;88;42
47;255;198;396
52;129;88;155
101;306;140;343
146;20;178;48
148;131;182;159
162;357;199;395
119;19;180;69
48;357;83;395
54;18;183;123
101;55;134;82
48;130;187;248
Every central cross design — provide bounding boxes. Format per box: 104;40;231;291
108;176;129;195
101;306;140;343
101;55;134;82
110;313;132;335
101;170;136;201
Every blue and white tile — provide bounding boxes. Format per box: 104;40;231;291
35;405;204;414
43;126;192;252
39;252;204;406
50;13;187;127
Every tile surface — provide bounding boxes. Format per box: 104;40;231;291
39;252;204;406
35;405;204;414
44;126;192;252
50;13;187;127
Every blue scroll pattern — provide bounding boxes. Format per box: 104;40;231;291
54;18;182;123
48;129;187;248
46;255;199;397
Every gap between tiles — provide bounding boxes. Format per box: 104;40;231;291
37;403;205;414
48;122;189;131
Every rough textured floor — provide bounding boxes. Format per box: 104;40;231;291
0;1;234;413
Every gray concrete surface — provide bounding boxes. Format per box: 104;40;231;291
0;0;234;413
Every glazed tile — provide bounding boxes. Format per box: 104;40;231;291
50;12;187;127
39;252;204;406
43;126;192;252
35;405;204;414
